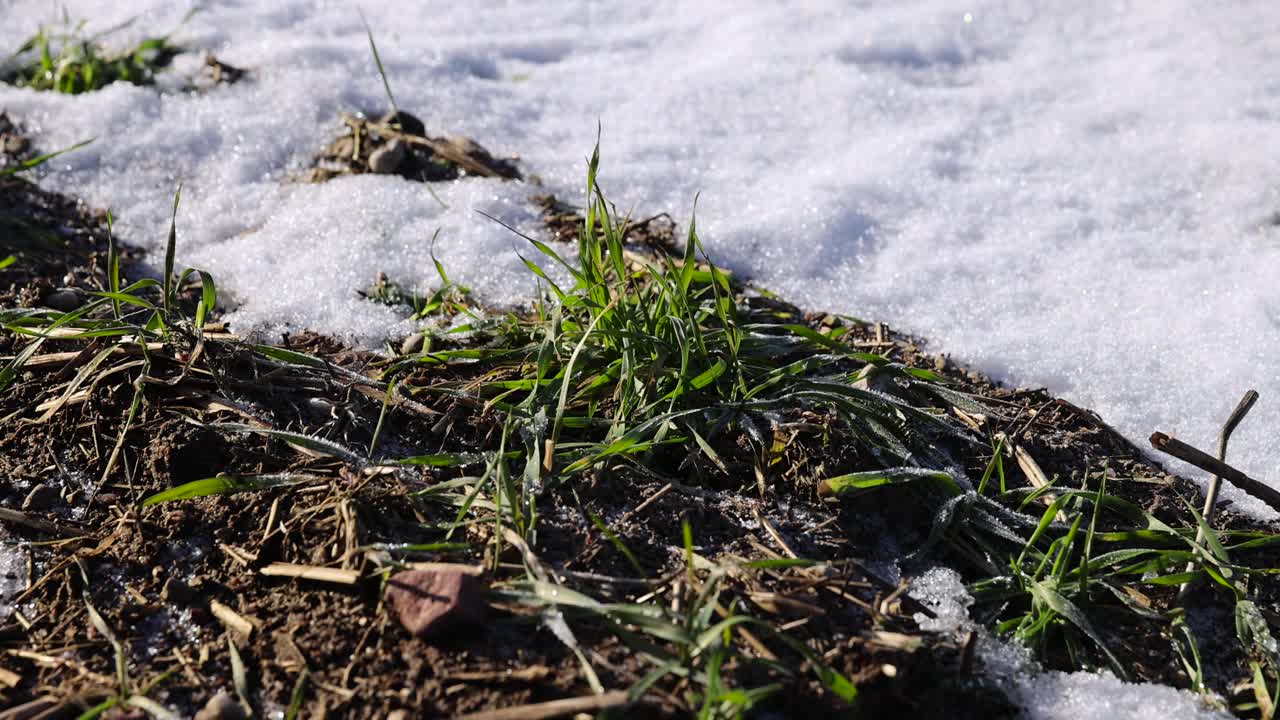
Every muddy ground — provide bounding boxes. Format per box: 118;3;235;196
2;113;1277;719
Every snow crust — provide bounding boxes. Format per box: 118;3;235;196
910;567;1231;720
2;1;1278;712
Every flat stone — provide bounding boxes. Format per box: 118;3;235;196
194;692;247;720
385;567;486;639
21;484;59;512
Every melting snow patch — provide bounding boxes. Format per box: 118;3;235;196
909;567;1231;720
909;566;973;633
0;543;27;624
1011;669;1230;720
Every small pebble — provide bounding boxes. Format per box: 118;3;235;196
400;332;425;355
852;363;898;396
194;691;247;720
44;289;81;312
368;139;406;174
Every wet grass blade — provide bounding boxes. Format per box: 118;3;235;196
142;473;317;505
393;452;488;467
285;668;309;720
818;467;960;497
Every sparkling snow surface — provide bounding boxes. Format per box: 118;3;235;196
1;2;1278;711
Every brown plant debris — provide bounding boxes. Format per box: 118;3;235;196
302;109;521;184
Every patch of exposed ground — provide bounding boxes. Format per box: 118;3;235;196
534;193;678;254
301;110;520;185
2;113;1277;720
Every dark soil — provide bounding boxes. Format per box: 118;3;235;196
534;193;679;254
2;112;1275;720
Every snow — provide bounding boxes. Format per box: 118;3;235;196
910;567;1231;720
0;542;25;625
0;2;1277;709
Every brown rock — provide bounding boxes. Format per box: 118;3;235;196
385;567;486;639
399;332;425;355
194;692;246;720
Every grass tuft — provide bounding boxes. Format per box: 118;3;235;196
3;15;188;94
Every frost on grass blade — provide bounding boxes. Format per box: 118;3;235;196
208;423;364;464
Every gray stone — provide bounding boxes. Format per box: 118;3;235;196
368;139;406;174
44;289;81;312
851;363;900;396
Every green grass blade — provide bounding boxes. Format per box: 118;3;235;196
1029;580;1127;679
359;10;396;111
0;137;94;177
142;473;316;505
162;184;181;317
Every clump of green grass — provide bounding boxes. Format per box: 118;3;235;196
355;141;987;712
385;140;1280;712
844;445;1280;713
2;15;187;94
389;142;969;504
